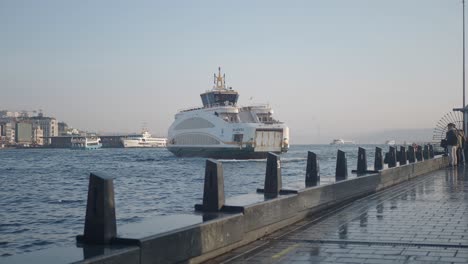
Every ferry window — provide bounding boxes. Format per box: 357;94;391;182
233;134;243;143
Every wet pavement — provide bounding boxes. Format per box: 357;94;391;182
208;166;468;264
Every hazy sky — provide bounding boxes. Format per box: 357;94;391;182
0;1;465;143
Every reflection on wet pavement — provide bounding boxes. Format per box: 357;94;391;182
210;166;468;263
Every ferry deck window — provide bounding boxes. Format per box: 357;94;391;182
233;134;243;143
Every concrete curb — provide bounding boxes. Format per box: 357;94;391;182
86;156;447;264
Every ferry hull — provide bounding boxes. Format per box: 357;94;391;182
122;141;166;148
71;144;102;150
167;146;287;159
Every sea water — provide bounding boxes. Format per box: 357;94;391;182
0;144;384;257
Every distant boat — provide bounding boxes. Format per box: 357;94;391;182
71;136;102;150
385;140;396;146
330;139;355;145
121;131;167;148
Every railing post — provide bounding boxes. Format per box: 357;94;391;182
423;145;430;160
264;152;282;198
195;159;225;212
374;147;384;170
305;151;320;187
429;144;434;158
408;146;416;163
416;145;423;161
356;147;367;175
77;172;116;244
399;146;407;165
388;146;397;168
336;150;348;182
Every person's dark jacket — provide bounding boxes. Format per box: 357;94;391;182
446;129;458;146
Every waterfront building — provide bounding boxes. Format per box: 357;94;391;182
0;110;21;118
58;122;68;136
15;122;33;145
30;115;58;145
4;122;16;144
0;124;4;146
32;125;44;146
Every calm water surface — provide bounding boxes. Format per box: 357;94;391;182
0;144;385;257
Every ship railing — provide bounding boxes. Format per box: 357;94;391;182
261;120;283;124
178;106;205;112
179;103;272;113
238;103;270;109
178;103;236;112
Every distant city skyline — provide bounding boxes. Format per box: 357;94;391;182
1;1;465;143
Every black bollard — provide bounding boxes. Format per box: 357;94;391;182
336;150;348;182
356;147;367;175
264;152;282;198
396;148;401;164
416;145;423;161
423;145;429;160
77;172;116;244
388;146;397;168
408;146;416;163
399;146;407;165
374;147;384;170
305;151;320;187
429;144;434;158
195;159;225;212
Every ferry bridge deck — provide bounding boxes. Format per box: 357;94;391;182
208;166;468;264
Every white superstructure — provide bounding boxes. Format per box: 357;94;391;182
121;131;167;148
71;135;102;150
330;139;355;145
167;67;289;159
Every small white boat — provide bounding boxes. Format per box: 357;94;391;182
71;136;102;150
330;139;355;145
385;140;396;145
121;131;167;148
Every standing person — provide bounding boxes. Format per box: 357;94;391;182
446;123;458;166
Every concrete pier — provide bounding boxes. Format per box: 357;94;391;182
209;165;468;264
3;149;452;264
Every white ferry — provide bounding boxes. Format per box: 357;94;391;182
166;67;289;159
121;131;167;148
330;139;355;145
71;136;102;150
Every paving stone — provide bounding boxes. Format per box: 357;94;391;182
335;257;368;263
439;256;468;263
